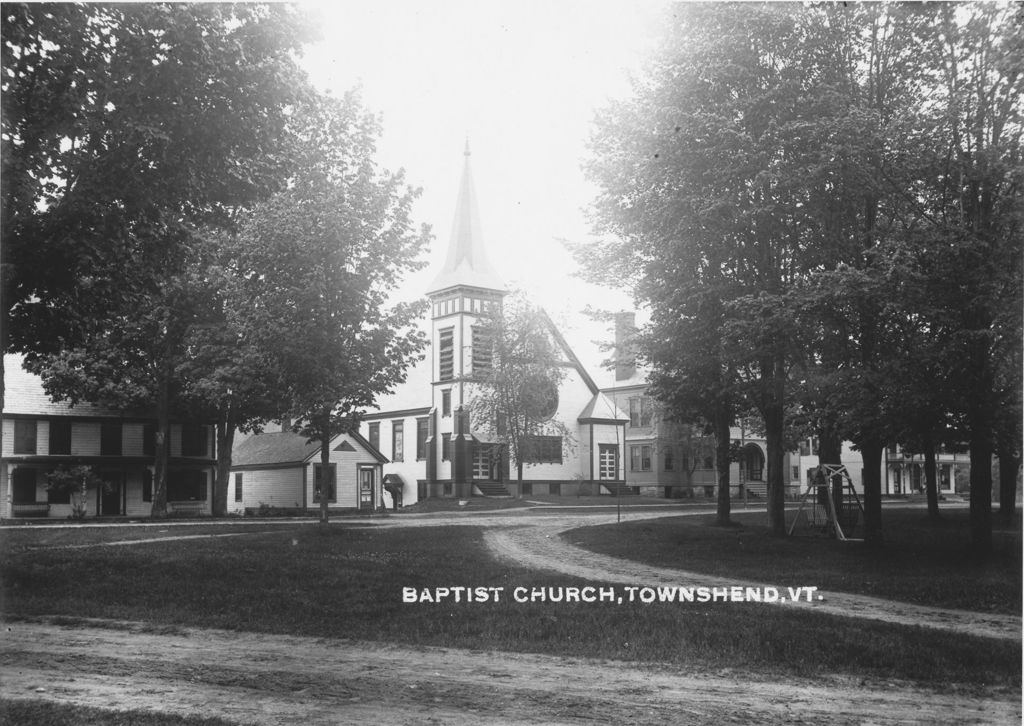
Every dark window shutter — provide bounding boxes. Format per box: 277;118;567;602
14;420;37;454
100;422;122;456
49;420;71;455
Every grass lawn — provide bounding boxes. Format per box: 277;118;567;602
1;521;1019;690
0;522;319;550
566;506;1023;614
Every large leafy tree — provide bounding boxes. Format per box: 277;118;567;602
225;92;430;523
465;296;572;487
3;3;312;347
788;4;947;544
583;4;848;535
923;4;1023;554
1;3;314;515
583;3;1022;552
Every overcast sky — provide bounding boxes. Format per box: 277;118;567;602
299;1;667;379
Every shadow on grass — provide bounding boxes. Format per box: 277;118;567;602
565;507;1022;613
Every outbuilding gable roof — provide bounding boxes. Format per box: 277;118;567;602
232;429;388;468
232;431;319;467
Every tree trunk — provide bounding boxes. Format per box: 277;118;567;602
923;436;940;520
997;451;1020;523
714;405;732;526
764;403;786;536
818;424;842;520
964;302;995;555
997;449;1020;524
213;407;236;517
969;431;993;556
151;369;171;518
319;435;331;524
861;440;884;547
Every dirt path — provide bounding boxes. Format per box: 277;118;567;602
2;619;1019;725
481;515;1023;642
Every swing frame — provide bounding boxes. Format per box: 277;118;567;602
787;463;865;542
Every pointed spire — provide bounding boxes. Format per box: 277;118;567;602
427;142;505;296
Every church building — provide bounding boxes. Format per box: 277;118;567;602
362;146;627;506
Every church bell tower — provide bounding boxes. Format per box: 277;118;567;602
425;142;507;497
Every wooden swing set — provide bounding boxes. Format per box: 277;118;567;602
787;464;865;542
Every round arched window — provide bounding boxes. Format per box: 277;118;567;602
526;375;559;421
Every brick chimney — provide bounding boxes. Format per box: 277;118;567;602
614;312;637;381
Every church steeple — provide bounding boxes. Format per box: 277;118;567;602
426;142;505;296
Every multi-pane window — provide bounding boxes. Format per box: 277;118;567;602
630;445;652;472
181;425;207;457
599;444;618;480
313;463;336;503
442;433;451;461
663;447;674;471
392;421;404;462
143;424;155;456
49;420;71;455
368;422;380;451
416;418;428;460
100;422;122;456
522;435;562;464
439;327;454;381
167;470;206;501
441;389;452;417
433;297;459;317
471;326;492;374
234;472;243;502
14;420;36;454
628;397;652;428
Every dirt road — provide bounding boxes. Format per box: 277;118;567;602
2;619;1019;725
